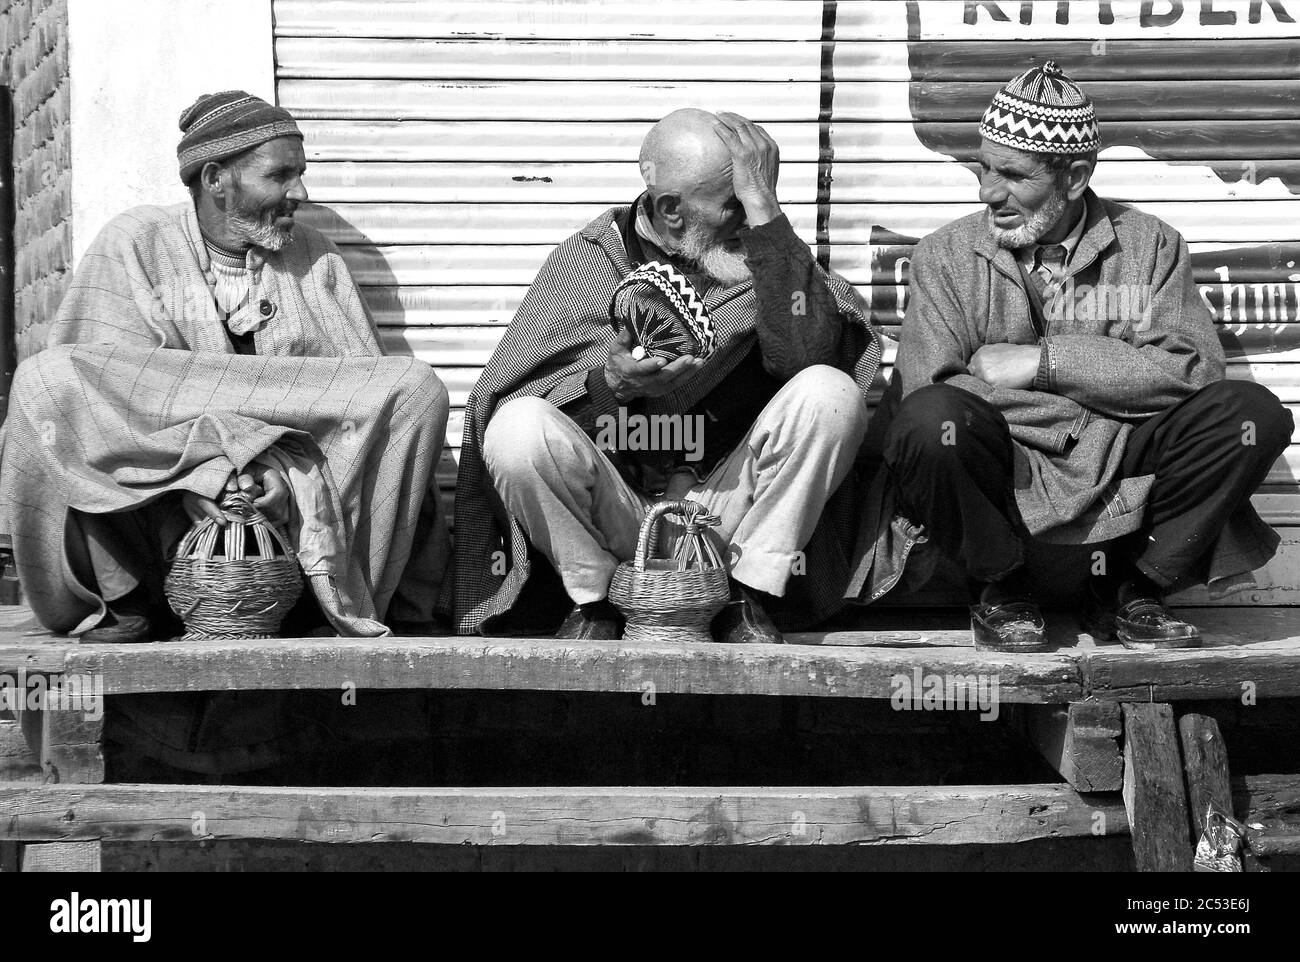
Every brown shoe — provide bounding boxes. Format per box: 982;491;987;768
711;587;784;645
555;600;623;640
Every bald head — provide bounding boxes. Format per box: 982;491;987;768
639;108;733;200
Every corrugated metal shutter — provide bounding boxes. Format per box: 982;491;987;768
274;0;1300;602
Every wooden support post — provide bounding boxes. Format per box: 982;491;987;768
0;841;19;872
9;674;105;871
1178;713;1233;848
1122;703;1193;872
1024;702;1123;792
41;705;105;785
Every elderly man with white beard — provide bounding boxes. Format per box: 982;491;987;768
449;109;883;642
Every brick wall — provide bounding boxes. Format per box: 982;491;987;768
0;0;70;361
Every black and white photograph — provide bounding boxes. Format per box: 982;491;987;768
0;0;1297;902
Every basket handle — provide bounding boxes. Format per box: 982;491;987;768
174;476;295;560
632;499;723;572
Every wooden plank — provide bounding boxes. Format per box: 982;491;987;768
1024;701;1123;792
0;716;41;783
41;707;104;785
1085;646;1300;701
1231;773;1300;859
0;782;1129;846
18;841;100;872
1122;703;1193;872
1179;713;1234;848
57;638;1082;703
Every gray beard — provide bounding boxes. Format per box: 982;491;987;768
986;188;1068;249
678;220;752;287
225;207;293;252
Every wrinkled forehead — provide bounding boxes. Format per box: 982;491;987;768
976;138;1048;176
681;162;737;208
241;136;307;172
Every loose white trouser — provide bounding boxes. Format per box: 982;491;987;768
482;365;869;605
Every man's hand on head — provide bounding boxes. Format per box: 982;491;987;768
969;344;1042;390
604;324;705;402
713;112;781;227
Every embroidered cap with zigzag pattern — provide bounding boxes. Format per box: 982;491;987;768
979;60;1100;155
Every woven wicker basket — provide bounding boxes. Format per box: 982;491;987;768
165;486;303;640
608;500;731;644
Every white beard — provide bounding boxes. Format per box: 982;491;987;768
225;207;293;252
678;219;752;287
986;188;1068;250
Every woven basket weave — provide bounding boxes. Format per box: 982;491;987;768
608;500;731;644
165;486;303;640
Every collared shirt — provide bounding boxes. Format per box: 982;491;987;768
1016;202;1087;279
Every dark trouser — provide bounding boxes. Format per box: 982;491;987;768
883;380;1292;592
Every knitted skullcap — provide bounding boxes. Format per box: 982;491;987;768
177;90;303;184
979;60;1100;155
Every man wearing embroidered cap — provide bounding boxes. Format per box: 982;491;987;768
0;91;453;648
865;61;1292;650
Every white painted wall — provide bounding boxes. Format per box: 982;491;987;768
67;0;275;263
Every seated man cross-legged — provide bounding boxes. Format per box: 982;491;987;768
0;91;453;643
884;62;1291;650
451;109;883;642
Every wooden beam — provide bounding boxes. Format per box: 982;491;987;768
49;638;1083;703
1233;773;1300;862
1084;648;1300;702
0;782;1129;847
18;841;100;872
1122;703;1193;872
1178;713;1233;847
1024;702;1123;792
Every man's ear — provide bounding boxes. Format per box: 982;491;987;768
1065;158;1094;201
199;161;225;198
652;191;684;230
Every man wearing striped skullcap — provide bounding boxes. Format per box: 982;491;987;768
2;90;452;650
861;61;1291;652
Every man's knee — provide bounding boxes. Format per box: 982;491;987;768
885;383;1002;468
780;365;869;438
482;396;564;479
385;358;449;416
1199;380;1292;453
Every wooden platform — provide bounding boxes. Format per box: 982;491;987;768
2;604;1298;871
2;605;1300;705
